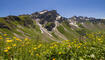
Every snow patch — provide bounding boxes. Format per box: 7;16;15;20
39;10;47;14
56;16;61;20
69;22;79;28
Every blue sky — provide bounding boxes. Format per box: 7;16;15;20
0;0;105;18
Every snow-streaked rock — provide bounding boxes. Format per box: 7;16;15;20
39;10;48;14
56;16;61;20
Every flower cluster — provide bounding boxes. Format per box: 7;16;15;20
0;32;105;60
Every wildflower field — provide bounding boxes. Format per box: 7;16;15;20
0;32;105;60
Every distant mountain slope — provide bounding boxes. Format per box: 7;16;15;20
0;10;105;42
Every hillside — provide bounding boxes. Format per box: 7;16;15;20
1;10;105;60
0;10;105;42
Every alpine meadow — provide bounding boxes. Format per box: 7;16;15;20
0;0;105;60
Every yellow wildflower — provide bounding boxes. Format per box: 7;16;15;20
7;46;11;50
6;38;10;40
6;40;13;43
71;42;74;44
25;38;28;41
4;34;7;36
16;38;22;41
52;58;56;60
13;37;16;39
33;47;37;50
54;44;57;47
12;44;16;47
79;43;82;45
4;49;8;52
19;40;22;41
58;52;62;55
38;44;42;48
98;39;101;41
68;44;71;48
16;38;20;41
77;46;80;48
36;54;39;56
50;46;54;49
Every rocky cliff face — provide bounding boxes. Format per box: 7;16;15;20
31;10;67;31
31;10;59;23
31;10;105;31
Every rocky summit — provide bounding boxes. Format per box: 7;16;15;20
0;10;105;42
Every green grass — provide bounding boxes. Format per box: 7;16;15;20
51;32;58;38
1;16;105;60
62;22;79;37
0;32;105;60
57;23;79;40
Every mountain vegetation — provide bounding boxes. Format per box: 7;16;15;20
0;10;105;60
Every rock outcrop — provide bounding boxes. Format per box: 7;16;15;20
31;10;67;31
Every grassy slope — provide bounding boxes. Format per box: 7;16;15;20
1;16;105;43
0;16;51;43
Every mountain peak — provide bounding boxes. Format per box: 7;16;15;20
31;10;61;22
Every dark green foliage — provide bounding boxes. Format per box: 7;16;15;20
6;15;21;21
76;28;91;36
57;25;75;40
45;22;55;31
77;23;84;28
0;23;10;29
52;32;58;38
57;25;65;33
18;16;35;28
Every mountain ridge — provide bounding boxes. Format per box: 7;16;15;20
0;10;105;42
